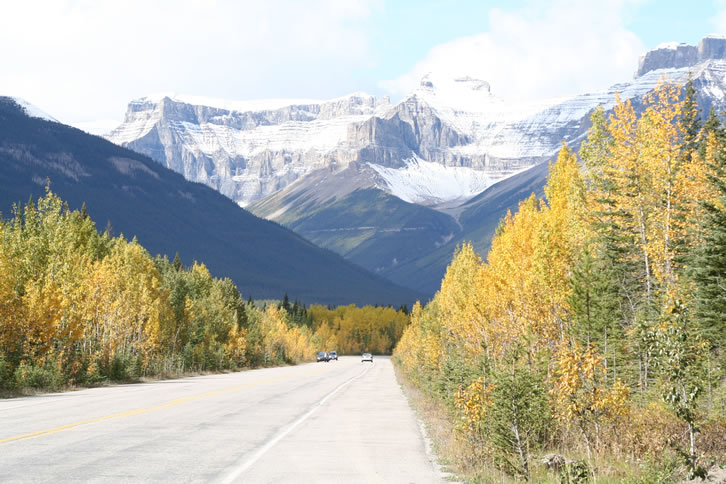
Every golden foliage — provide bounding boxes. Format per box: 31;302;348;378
552;341;628;424
393;80;726;470
308;304;409;355
454;376;492;432
0;190;350;386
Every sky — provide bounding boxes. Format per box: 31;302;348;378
2;0;726;133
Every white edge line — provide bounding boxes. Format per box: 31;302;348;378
218;361;375;484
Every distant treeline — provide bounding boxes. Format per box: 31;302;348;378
394;82;726;481
0;190;409;391
308;304;409;355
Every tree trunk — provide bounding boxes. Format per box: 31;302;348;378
511;397;529;481
580;419;593;462
689;420;696;472
638;204;652;300
604;326;608;383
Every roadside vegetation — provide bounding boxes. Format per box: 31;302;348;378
394;82;726;482
0;190;408;394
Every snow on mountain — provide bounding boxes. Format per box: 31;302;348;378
110;92;389;149
369;156;528;206
107;92;390;205
107;36;726;210
10;97;57;122
394;58;722;163
140;92;325;113
656;41;688;50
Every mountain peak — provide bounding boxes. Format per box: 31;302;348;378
417;73;491;94
637;35;726;77
419;73;435;90
130;91;384;115
453;76;491;93
411;72;500;115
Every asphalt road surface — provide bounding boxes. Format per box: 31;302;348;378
0;356;445;483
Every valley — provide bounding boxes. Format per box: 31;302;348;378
4;5;726;481
0;98;423;306
104;36;726;296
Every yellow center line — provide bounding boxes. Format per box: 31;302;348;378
1;365;335;445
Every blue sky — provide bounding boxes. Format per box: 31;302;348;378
1;0;724;132
373;1;716;72
627;0;719;47
378;0;719;56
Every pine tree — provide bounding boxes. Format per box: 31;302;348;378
569;246;624;381
681;80;701;163
690;127;726;349
172;252;183;272
281;293;291;313
485;359;551;480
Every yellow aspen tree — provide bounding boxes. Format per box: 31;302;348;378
225;324;247;367
81;240;164;361
604;94;656;305
537;144;590;340
0;231;25;361
677;130;719;251
438;244;482;335
637;83;686;288
482;195;549;361
553;340;629;459
22;277;63;364
313;320;334;352
394;301;424;375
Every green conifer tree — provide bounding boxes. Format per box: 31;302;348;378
681;80;701;163
280;293;291;313
172;252;183;271
690;133;726;349
569;246;625;382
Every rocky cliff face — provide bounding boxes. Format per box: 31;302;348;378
636;35;726;77
108;36;726;212
109;93;389;205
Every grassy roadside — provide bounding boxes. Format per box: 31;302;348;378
392;361;551;483
393;361;463;482
393;361;551;483
391;359;692;483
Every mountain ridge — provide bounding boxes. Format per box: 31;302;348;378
107;37;726;212
103;36;726;296
0;97;425;306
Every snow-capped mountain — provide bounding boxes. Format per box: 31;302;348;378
9;97;57;122
104;36;726;295
108;92;391;206
107;35;726;212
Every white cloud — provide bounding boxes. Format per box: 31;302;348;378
0;0;381;129
710;1;726;34
380;0;645;103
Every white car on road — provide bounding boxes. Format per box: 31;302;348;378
361;353;373;362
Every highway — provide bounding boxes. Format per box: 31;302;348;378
0;356;445;483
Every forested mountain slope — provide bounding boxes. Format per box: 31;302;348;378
0;98;424;306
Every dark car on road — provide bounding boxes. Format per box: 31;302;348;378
317;352;329;362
